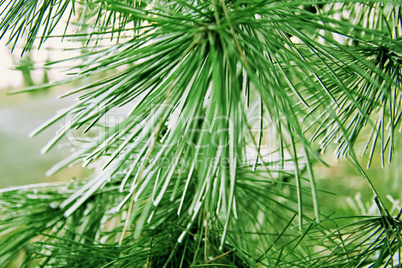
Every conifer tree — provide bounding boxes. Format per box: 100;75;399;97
1;1;402;267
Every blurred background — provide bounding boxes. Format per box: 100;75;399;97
0;38;88;188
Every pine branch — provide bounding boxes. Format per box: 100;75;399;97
0;0;402;267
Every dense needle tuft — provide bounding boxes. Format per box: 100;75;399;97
1;1;402;267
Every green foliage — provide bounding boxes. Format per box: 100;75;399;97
1;0;402;267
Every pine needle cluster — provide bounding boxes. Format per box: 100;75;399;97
1;1;402;267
